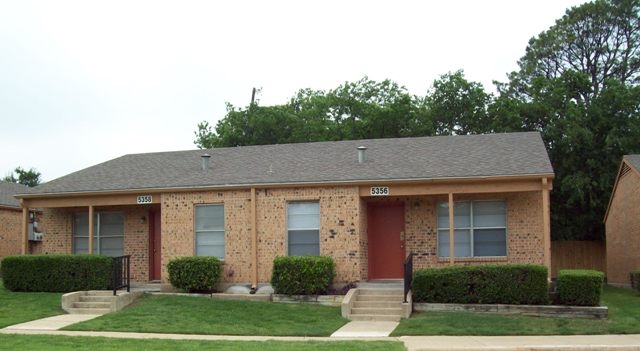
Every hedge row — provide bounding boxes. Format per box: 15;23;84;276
271;256;335;295
413;264;549;305
557;269;604;306
167;256;222;292
1;254;112;292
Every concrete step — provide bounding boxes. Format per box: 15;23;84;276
351;307;403;316
356;294;403;302
73;301;111;309
86;290;114;296
348;314;401;322
79;295;113;303
357;288;403;296
66;307;110;315
357;281;404;290
354;301;403;308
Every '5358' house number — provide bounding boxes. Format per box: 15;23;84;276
370;187;389;196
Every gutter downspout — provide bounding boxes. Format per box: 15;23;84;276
250;187;258;293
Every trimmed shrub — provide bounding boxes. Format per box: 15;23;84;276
630;271;640;292
413;264;549;305
0;254;112;292
557;269;604;306
167;256;221;292
271;256;336;295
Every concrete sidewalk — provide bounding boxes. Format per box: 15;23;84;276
4;314;640;350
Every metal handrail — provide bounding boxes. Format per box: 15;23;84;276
112;255;131;296
403;252;414;303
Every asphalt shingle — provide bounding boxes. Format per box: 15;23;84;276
19;132;553;196
0;181;29;208
624;154;640;171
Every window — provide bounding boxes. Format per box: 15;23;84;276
73;212;124;256
288;201;320;256
437;201;506;257
195;204;225;259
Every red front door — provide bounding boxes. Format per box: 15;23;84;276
368;203;405;279
149;210;161;281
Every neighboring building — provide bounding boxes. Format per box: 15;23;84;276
15;132;554;290
0;181;33;257
605;155;640;287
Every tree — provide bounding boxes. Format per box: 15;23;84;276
194;77;432;148
426;70;492;135
3;167;42;187
498;0;640;240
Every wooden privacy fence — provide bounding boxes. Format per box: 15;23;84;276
551;240;606;278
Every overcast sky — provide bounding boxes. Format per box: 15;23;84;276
0;0;587;182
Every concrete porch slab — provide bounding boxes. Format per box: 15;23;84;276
330;321;399;338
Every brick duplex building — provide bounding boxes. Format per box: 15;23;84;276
605;155;640;287
14;132;554;290
1;181;32;258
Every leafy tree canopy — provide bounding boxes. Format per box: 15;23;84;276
193;0;640;241
3;167;42;187
499;0;640;240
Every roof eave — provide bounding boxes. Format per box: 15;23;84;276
604;159;640;223
15;172;555;200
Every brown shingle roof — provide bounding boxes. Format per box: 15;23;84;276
18;132;553;196
0;181;29;208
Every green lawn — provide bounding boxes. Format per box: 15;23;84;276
392;285;640;336
66;294;349;336
0;280;63;328
0;334;405;351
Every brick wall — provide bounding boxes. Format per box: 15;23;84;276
40;206;151;282
606;170;640;286
0;207;22;258
36;187;547;286
161;190;253;284
161;186;363;285
402;191;545;270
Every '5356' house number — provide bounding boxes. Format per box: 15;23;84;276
370;187;389;196
136;195;153;204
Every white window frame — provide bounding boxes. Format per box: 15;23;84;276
73;212;124;256
437;200;507;258
194;204;225;260
287;201;320;256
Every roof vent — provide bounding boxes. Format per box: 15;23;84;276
357;146;367;164
201;154;211;171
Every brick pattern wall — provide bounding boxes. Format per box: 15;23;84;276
0;208;22;258
606;170;640;286
256;187;363;284
162;190;253;284
400;192;545;270
36;187;546;285
40;206;151;282
160;186;363;285
41;208;74;253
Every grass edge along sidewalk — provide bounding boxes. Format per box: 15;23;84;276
393;285;640;336
0;333;405;351
65;293;349;336
0;281;63;329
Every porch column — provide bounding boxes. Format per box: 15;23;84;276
88;205;94;254
448;192;454;265
542;178;551;278
251;188;258;290
21;206;29;254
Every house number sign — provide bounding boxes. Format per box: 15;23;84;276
136;195;153;204
370;186;390;196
